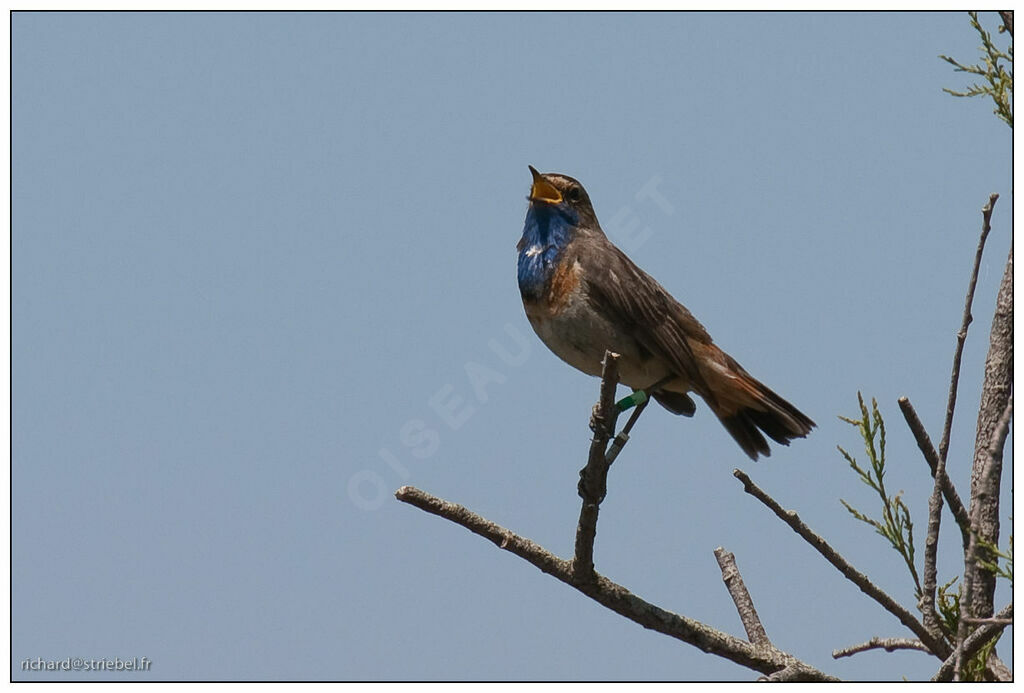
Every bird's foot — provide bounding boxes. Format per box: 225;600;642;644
577;466;607;503
588;403;605;433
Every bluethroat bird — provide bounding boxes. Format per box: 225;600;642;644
517;167;815;460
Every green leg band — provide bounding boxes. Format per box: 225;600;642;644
615;388;649;412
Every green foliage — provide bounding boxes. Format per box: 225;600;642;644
977;532;1013;582
935;577;1002;681
940;11;1013;128
836;394;1011;678
963;635;1001;682
837;393;921;600
936;576;961;635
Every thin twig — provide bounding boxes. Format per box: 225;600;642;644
394;485;839;681
714;548;770;647
933;602;1013;682
921;480;946;638
895;398;948;640
733;469;951;660
897;397;971;546
962;617;1013;626
956;540;978;677
832;637;932;659
396;485;567;575
939;193;998;462
573;351;620;581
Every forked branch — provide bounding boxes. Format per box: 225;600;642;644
732;469;952;660
573;351;621;581
396;351;837;681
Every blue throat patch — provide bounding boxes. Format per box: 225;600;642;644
517;203;578;301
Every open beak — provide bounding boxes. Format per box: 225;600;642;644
528;165;563;205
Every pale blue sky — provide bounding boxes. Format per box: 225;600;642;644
13;11;1012;681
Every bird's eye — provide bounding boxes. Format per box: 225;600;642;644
566;187;582;202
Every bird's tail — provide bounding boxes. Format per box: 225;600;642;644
709;364;815;461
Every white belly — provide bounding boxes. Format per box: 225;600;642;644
524;285;677;391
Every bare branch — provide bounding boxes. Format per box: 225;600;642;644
573;351;620;581
896;397;970;545
733;469;951;659
987;656;1014;682
833;637;932;659
894;399;946;639
988;399;1013;457
394;354;842;681
760;665;803;682
957;400;1013;680
933;602;1013;682
394;485;838;681
714;547;770;647
966;218;1012;620
938;193;998;463
956;544;978;676
395;486;568;578
962;617;1013;626
921;471;947;638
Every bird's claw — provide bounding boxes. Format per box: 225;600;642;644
578;467;607;503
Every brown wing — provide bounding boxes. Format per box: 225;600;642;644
575;238;718;405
